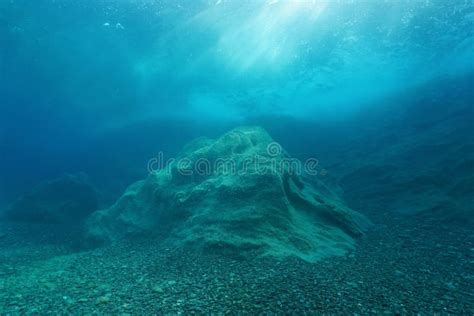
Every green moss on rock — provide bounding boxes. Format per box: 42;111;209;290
87;127;370;262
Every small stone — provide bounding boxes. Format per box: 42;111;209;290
95;295;111;305
152;286;164;294
442;294;455;301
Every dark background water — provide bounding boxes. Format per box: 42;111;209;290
0;0;473;214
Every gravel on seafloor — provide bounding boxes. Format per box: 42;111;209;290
0;212;473;315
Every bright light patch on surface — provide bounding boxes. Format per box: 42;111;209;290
200;0;329;72
132;0;474;122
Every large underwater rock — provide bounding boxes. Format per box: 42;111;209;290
3;173;98;224
87;127;370;262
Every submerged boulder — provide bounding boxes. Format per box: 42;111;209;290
3;173;98;225
87;127;370;262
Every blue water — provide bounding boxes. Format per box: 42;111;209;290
0;0;473;313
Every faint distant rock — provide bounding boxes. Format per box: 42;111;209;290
335;94;474;225
87;127;370;262
3;173;98;225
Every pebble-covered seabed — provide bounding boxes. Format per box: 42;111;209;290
0;212;473;314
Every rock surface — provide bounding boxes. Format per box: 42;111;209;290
2;173;98;225
87;127;370;261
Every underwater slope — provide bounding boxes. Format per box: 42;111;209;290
322;75;474;224
87;127;369;262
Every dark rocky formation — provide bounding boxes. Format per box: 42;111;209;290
2;173;98;225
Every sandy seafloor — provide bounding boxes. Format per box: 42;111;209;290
0;209;472;315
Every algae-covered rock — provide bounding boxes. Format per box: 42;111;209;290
87;127;370;262
3;173;98;224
